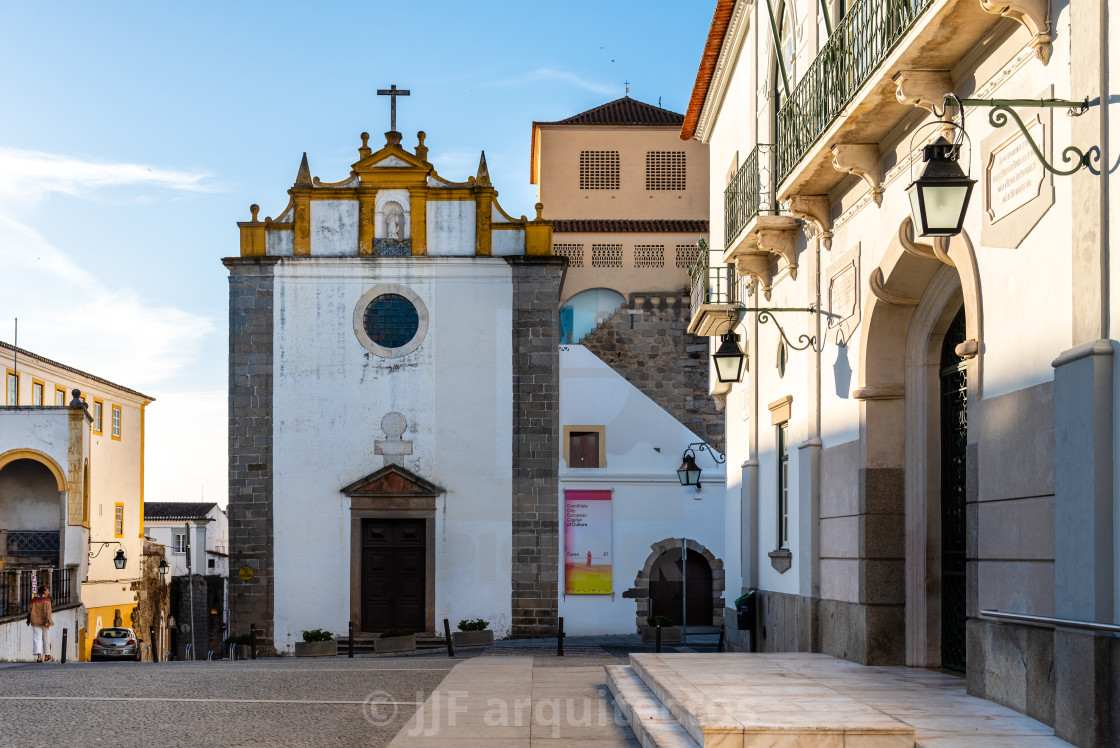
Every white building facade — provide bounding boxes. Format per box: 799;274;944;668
685;0;1119;744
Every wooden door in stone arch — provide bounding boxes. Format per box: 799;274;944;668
648;549;712;627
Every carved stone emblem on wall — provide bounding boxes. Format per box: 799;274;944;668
826;243;861;345
375;411;413;461
980;89;1054;249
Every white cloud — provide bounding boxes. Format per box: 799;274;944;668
0;214;214;388
143;388;228;505
0;147;215;211
479;68;616;97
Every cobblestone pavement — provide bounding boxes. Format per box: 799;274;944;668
0;655;455;748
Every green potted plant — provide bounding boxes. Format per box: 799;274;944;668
451;618;493;647
295;629;336;657
374;628;416;654
641;615;682;643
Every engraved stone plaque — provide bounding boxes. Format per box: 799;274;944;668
826;244;860;345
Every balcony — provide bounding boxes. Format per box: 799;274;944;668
725;144;779;246
688;239;740;336
774;0;1024;201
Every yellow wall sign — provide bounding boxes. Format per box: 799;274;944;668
238;565;255;581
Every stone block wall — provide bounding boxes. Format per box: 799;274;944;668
224;257;277;654
579;291;723;450
507;256;565;637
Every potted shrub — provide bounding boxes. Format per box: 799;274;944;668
295;629;336;657
642;615;683;643
374;628;416;654
224;634;252;660
451;618;493;647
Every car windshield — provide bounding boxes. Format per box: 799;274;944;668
98;628;131;638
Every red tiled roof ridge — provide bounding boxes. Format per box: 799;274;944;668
682;0;737;141
552;218;709;233
537;97;685;127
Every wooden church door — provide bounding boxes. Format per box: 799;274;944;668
360;518;426;633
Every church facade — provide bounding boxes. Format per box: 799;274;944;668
225;127;562;650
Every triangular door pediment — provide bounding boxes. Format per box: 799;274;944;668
353;144;430;173
371;155;411;168
340;463;445;498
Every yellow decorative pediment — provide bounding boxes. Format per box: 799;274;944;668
353;132;431;177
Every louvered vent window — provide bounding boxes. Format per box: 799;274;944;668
634;244;665;268
553;243;584;267
646;151;686;190
580;151;620;190
591;244;623;268
675;244;700;268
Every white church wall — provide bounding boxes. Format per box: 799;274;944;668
491;229;526;256
266;229;294;256
310;200;359;256
270;258;514;648
557;345;726;635
0;409;70;475
426;200;477;256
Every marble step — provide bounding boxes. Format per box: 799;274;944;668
628;653;916;748
606;665;700;748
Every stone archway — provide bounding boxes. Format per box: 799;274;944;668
849;218;983;666
632;538;724;631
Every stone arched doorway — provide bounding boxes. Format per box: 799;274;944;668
632;538;724;631
0;451;68;569
853;218;983;667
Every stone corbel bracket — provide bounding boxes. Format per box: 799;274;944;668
869;267;919;306
980;0;1052;65
735;251;774;301
831;145;883;207
899;216;953;267
787;195;832;249
894;70;955;131
757;216;802;282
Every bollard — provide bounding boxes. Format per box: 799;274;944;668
655;623;662;654
250;624;257;660
150;626;157;663
228;643;235;661
717;625;725;653
61;628;68;664
443;618;455;659
348;621;354;659
557;617;564;657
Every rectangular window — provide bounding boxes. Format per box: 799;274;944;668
777;423;789;550
114;504;124;538
174;533;187;554
645;151;686;190
553;243;584;268
55;386;66;406
31;379;44;406
93;399;104;435
207;558;215;569
579;150;620;190
569;431;601;468
5;370;18;406
111;405;122;440
591;243;623;268
633;244;665;268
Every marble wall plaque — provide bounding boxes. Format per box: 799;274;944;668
827;243;860;345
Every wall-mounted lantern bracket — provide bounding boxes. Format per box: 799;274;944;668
684;442;726;465
739;306;821;353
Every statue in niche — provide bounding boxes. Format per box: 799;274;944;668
384;201;403;239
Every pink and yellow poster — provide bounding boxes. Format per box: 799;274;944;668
564;490;612;594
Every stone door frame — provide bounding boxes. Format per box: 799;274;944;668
632;538;724;631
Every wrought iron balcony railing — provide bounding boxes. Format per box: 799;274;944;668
0;566;73;618
5;530;60;557
724;144;778;245
776;0;934;183
689;238;738;321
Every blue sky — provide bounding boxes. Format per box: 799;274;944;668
0;1;713;503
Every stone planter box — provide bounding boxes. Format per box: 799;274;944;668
451;630;494;647
374;634;416;654
642;626;682;643
294;639;337;657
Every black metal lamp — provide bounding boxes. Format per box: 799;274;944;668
677;449;702;487
158;558;170;578
712;330;748;384
113;549;127;570
906;137;975;237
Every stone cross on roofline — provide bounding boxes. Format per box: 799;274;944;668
377;84;410;133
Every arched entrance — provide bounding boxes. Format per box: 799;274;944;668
649;549;713;627
633;539;724;631
939;307;968;671
0;454;67;569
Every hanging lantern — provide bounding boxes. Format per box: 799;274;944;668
906;137;975;237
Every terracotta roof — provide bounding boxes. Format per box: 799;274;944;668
552;219;709;233
682;0;737;141
144;502;219;521
0;341;155;402
541;97;684;127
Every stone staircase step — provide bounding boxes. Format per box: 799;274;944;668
605;665;700;748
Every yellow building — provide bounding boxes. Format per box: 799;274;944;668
1;341;153;660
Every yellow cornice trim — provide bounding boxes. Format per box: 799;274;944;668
0;448;67;491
